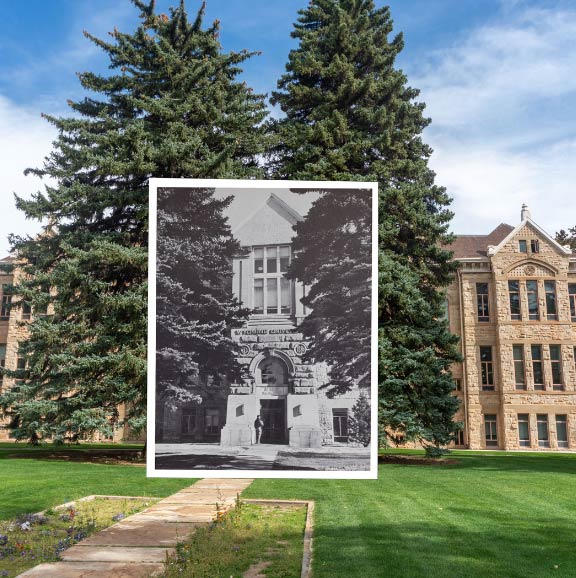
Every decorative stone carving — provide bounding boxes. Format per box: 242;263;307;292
293;342;307;356
239;344;252;356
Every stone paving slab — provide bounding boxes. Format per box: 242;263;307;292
17;478;253;578
127;510;215;523
60;546;173;563
79;521;200;547
17;561;165;578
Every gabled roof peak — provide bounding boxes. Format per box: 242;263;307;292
487;216;572;257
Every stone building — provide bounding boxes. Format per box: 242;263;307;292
157;192;366;447
448;205;576;450
0;257;134;442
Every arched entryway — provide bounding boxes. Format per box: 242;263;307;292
254;355;289;444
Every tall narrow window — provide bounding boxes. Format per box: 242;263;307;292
513;345;526;390
0;343;5;386
544;281;557;320
526;280;539;320
266;278;278;314
253;278;264;314
531;345;544;390
556;415;569;448
0;285;12;320
279;246;290;272
21;302;31;320
476;283;490;322
204;408;220;436
15;355;26;386
254;248;264;274
531;239;540;253
518;414;530;447
508;281;521;320
484;415;498;447
280;278;291;314
569;284;576;321
333;409;349;443
252;245;292;316
537;414;549;447
480;346;494;390
266;246;277;274
455;430;465;446
549;345;563;390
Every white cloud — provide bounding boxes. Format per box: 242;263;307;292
429;135;576;234
0;95;55;256
413;6;576;235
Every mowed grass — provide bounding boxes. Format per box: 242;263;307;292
243;451;576;578
0;444;193;520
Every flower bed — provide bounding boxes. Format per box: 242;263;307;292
0;496;157;577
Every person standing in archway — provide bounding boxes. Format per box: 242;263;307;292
254;415;264;444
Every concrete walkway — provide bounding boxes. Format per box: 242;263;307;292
18;478;254;578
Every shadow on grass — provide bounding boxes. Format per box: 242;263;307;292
309;517;575;578
155;453;317;470
451;453;576;475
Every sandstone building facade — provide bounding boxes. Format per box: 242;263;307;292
448;205;576;450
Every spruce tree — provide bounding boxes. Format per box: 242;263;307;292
348;392;371;447
289;187;372;396
156;187;248;431
270;0;461;449
556;226;576;251
0;0;267;443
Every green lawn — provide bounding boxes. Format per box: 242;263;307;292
2;448;575;577
0;444;192;520
243;451;576;578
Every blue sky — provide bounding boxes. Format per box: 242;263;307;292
1;0;575;254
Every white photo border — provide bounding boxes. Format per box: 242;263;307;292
147;178;379;479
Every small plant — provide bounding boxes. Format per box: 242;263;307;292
0;497;155;577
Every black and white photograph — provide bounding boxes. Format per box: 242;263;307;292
147;179;378;478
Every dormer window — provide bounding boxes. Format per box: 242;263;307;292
518;240;527;253
252;245;292;316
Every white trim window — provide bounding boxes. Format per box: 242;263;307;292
252;245;292;315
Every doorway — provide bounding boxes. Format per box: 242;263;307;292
259;399;287;444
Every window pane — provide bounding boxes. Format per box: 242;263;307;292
254;248;264;274
531;239;539;253
513;345;525;388
550;345;563;387
569;284;576;319
333;409;349;441
266;278;278;314
531;345;544;388
519;240;527;253
254;278;264;314
280;246;290;273
518;414;530;447
280;278;291;314
526;280;538;320
508;281;521;319
480;346;494;388
544;281;557;320
476;283;489;321
556;415;568;448
266;246;277;273
484;415;498;446
537;414;549;446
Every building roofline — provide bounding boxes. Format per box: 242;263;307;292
232;192;304;236
487;218;572;257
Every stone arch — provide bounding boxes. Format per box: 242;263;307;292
248;349;295;384
504;259;558;278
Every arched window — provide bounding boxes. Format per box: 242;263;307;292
257;357;288;386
